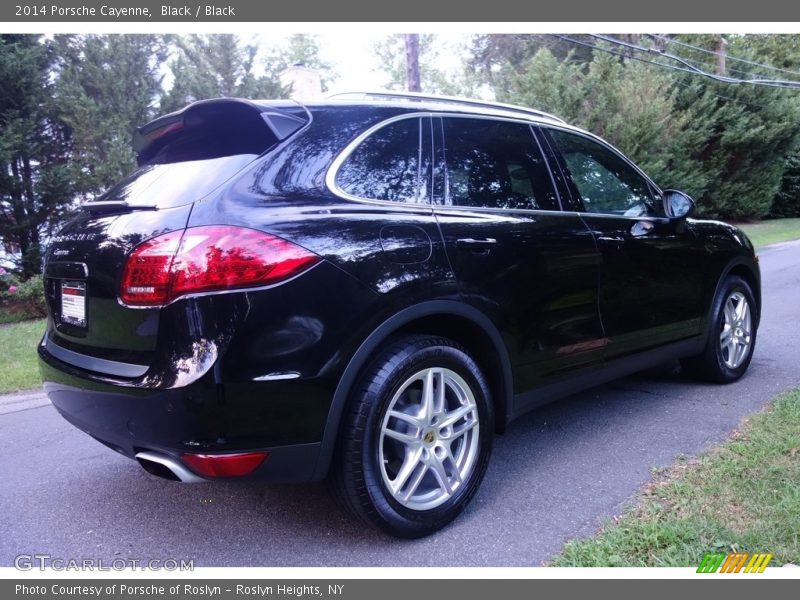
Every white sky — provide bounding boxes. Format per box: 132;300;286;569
153;31;470;100
250;32;469;94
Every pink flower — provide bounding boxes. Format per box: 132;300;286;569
0;267;6;275
8;285;17;293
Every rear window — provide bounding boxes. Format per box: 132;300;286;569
90;100;303;209
96;154;258;209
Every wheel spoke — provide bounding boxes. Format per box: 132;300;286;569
720;325;732;345
724;300;737;325
724;338;736;356
451;416;478;440
444;446;463;484
390;447;423;495
735;297;747;321
730;341;741;368
401;463;429;502
387;410;423;429
383;427;420;444
435;370;446;415
437;404;474;429
734;339;749;367
429;456;453;495
420;369;436;422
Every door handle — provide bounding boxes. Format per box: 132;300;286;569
630;220;655;237
456;237;497;249
597;235;625;244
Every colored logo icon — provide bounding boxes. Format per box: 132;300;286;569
697;552;773;573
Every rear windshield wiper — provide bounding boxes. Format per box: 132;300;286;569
81;201;158;214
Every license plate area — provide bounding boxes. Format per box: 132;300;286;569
61;281;87;328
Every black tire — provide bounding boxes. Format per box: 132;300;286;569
681;275;758;383
328;334;493;538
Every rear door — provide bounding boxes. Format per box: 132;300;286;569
432;116;604;403
540;126;705;359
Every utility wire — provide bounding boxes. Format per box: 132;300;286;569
589;34;800;89
620;35;781;81
554;35;770;111
632;45;762;81
556;35;719;79
654;35;800;79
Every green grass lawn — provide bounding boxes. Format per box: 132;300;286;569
552;388;800;567
738;218;800;248
0;319;45;394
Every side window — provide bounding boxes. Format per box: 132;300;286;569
548;129;655;217
334;117;430;203
442;118;559;211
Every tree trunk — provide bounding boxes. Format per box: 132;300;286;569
8;157;31;275
404;34;421;92
716;37;728;76
22;154;42;276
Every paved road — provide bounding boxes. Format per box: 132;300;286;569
2;241;799;567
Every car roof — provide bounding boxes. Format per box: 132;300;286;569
296;91;577;128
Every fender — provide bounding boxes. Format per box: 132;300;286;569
311;299;513;480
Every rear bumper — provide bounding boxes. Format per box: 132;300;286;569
39;340;326;483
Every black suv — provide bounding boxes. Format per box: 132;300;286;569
39;92;760;538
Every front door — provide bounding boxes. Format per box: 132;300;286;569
540;126;705;359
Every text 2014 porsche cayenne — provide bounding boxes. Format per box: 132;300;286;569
39;92;760;538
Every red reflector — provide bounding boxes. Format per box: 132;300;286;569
181;451;269;478
120;226;319;306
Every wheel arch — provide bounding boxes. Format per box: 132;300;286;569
713;258;761;328
311;300;513;480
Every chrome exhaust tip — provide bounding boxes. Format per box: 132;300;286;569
135;451;206;483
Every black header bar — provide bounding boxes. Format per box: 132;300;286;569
2;0;800;22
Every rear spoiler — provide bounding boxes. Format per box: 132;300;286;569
134;98;309;165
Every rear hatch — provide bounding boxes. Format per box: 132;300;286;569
43;98;309;377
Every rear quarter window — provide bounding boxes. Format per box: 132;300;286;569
334;117;431;203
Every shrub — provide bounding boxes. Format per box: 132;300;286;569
0;272;47;322
13;274;47;318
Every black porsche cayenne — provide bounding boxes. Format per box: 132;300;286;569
39;92;760;538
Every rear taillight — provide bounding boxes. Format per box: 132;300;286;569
120;226;319;307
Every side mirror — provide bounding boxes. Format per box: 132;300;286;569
663;189;695;220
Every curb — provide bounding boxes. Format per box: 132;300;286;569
0;388;50;415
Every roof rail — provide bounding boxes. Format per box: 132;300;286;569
327;90;566;124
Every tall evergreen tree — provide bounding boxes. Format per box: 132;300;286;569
52;34;169;196
666;35;800;218
0;35;72;277
162;34;276;111
469;34;595;96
